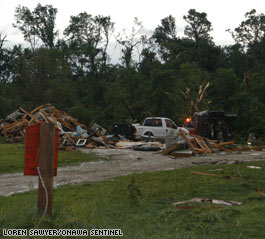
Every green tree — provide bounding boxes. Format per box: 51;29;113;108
248;66;265;134
228;9;265;46
11;47;74;109
177;62;210;115
63;12;115;107
0;34;12;83
181;10;222;72
222;44;249;76
183;9;213;45
116;17;143;68
13;3;58;48
64;13;114;75
150;67;179;117
209;68;241;112
152;15;178;62
228;9;265;64
153;15;177;43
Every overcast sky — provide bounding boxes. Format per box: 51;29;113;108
0;0;264;51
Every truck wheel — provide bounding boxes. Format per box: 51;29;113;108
144;132;153;137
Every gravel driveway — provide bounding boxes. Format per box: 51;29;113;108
1;148;264;196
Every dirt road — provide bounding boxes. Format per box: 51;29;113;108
1;148;265;197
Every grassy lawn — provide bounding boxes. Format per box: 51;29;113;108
1;160;265;238
0;144;101;174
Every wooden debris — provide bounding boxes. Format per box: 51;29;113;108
257;189;265;197
176;130;237;156
211;144;232;152
171;151;192;158
85;143;96;149
0;103;101;147
216;140;235;146
191;171;246;181
194;136;212;153
173;197;243;207
174;205;221;209
162;142;186;155
161;130;239;158
179;129;197;154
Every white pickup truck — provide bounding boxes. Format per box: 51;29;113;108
132;117;188;140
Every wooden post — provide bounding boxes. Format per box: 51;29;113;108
38;123;55;216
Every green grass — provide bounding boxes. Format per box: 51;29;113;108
1;161;265;238
0;144;101;174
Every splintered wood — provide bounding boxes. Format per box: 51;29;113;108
162;129;236;158
0;104;111;149
0;104;86;144
173;198;243;207
179;129;236;155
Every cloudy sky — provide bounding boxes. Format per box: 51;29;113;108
0;0;264;49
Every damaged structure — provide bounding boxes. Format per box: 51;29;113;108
0;104;107;149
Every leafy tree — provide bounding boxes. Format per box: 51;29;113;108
177;62;210;115
64;13;114;74
247;35;265;63
183;9;213;45
13;4;58;48
152;15;178;62
0;35;13;115
228;9;265;64
0;34;6;50
138;47;160;78
248;66;265;133
150;67;179;117
209;68;241;113
116;17;144;68
222;44;249;75
10;47;74;109
63;12;115;109
153;15;177;43
95;15;115;70
228;9;265;46
0;34;12;83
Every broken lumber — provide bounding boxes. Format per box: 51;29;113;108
171;151;192;158
162;142;186;155
0;104;95;146
191;171;246;181
215;140;235;146
257;189;265;197
194;136;212;153
179;129;197;154
173;198;243;206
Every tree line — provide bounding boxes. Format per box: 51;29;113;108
0;4;264;140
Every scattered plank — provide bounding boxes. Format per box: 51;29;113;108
0;104;94;145
179;129;197;154
162;142;186;155
194;136;211;153
213;144;233;152
171;151;192;158
257;189;265;197
215;140;235;146
191;171;246;181
173;198;243;206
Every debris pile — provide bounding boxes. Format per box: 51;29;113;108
0;104;107;148
162;129;265;158
0;104;163;150
1;106;264;155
